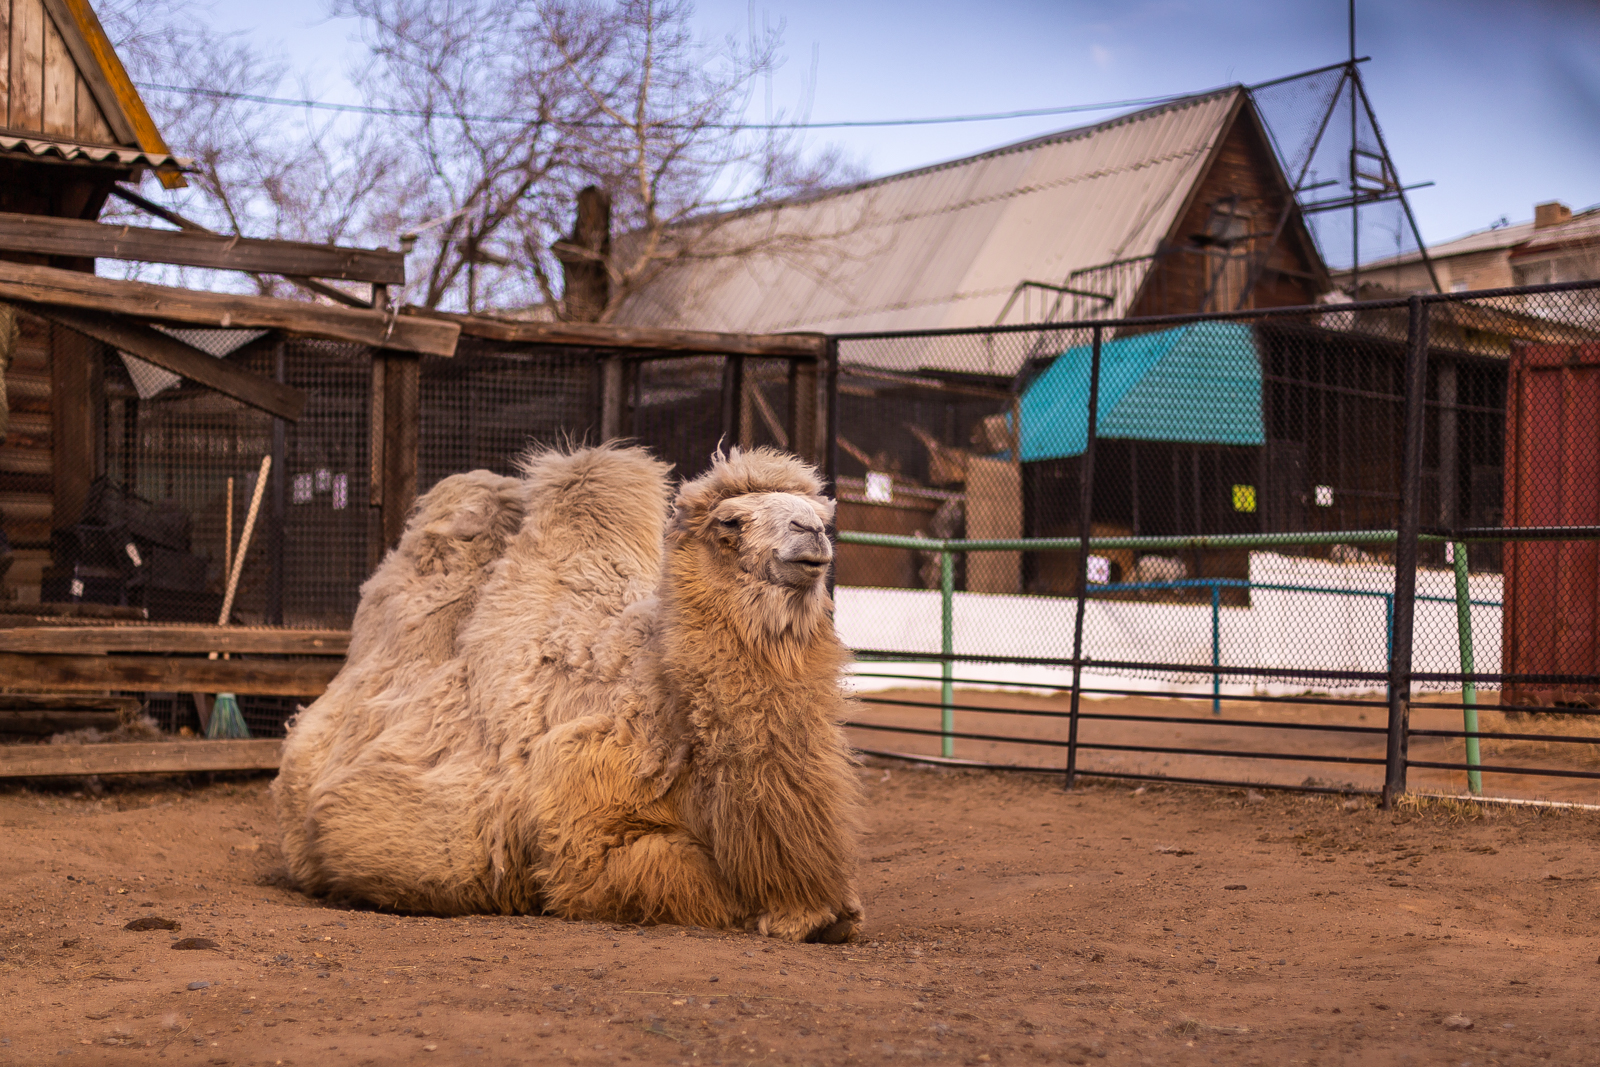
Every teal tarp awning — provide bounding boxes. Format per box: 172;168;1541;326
1019;321;1264;462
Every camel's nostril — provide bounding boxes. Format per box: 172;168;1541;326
790;520;823;534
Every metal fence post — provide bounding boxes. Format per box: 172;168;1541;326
940;547;955;759
1385;295;1429;808
1065;326;1103;789
824;338;840;602
1452;541;1483;794
1211;581;1222;716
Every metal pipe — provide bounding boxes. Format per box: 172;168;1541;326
1384;295;1429;808
836;529;1401;552
1452;541;1483;794
940;548;955;759
836;527;1600;551
1211;581;1222;716
1066;326;1103;789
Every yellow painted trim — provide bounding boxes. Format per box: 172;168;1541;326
58;0;186;188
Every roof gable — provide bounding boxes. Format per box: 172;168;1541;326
2;0;183;187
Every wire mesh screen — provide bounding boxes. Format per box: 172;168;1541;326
624;355;800;484
100;334;374;628
833;282;1600;799
418;338;599;491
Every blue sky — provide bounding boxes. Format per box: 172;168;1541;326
204;0;1600;247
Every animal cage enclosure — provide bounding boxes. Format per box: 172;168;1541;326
828;281;1600;803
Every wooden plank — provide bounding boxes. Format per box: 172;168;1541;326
0;653;340;695
0;0;11;124
0;258;459;357
73;69;109;144
0;738;283;777
29;304;307;421
445;313;827;359
0;625;349;655
0;693;141;712
48;319;97;528
11;0;45;131
0;600;144;619
40;8;72;135
0;710;120;734
0;213;406;284
379;353;419;550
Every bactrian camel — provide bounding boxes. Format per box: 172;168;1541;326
272;445;863;943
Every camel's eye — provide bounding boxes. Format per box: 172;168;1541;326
718;517;741;529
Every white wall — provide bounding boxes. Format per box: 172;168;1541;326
837;551;1502;696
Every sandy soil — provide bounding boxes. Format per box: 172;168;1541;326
847;688;1600;803
2;767;1598;1067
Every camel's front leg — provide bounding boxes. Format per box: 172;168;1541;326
755;892;863;944
546;827;743;928
530;719;743;928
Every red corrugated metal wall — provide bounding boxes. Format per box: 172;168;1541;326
1502;342;1600;706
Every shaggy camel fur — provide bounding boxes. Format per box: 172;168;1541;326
272;445;863;942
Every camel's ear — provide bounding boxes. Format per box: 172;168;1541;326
668;502;698;540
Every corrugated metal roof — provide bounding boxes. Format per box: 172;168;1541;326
616;88;1241;349
0;134;190;171
1020;322;1263;462
1358;206;1600;270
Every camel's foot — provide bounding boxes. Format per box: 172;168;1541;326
756;901;863;944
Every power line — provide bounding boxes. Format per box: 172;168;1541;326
134;81;1193;130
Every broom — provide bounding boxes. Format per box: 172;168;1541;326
207;456;271;740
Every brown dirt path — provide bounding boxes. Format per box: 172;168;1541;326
2;768;1598;1066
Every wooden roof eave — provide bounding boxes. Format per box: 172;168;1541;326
430;309;828;359
0;257;458;357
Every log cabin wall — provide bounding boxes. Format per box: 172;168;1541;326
0;309;58;600
0;3;141;601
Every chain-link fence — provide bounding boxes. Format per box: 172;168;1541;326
831;281;1600;803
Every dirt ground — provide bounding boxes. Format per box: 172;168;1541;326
847;688;1600;804
3;766;1598;1067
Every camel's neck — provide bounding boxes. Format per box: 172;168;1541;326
656;547;848;751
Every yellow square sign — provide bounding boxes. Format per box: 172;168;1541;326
1232;484;1257;513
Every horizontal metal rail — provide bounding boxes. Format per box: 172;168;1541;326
856;695;1390;734
852;747;1382;797
845;720;1387;766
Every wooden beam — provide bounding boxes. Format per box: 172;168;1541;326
0;693;141;712
0;738;282;778
30;304;306;421
0;257;459;356
442;313;827;359
48;317;97;527
0;212;406;284
0;653;340;695
0;710;120;734
0;625;349;655
378;353;420;550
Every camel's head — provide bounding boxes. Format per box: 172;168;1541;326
672;447;835;595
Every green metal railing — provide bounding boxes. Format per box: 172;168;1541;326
837;528;1497;787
